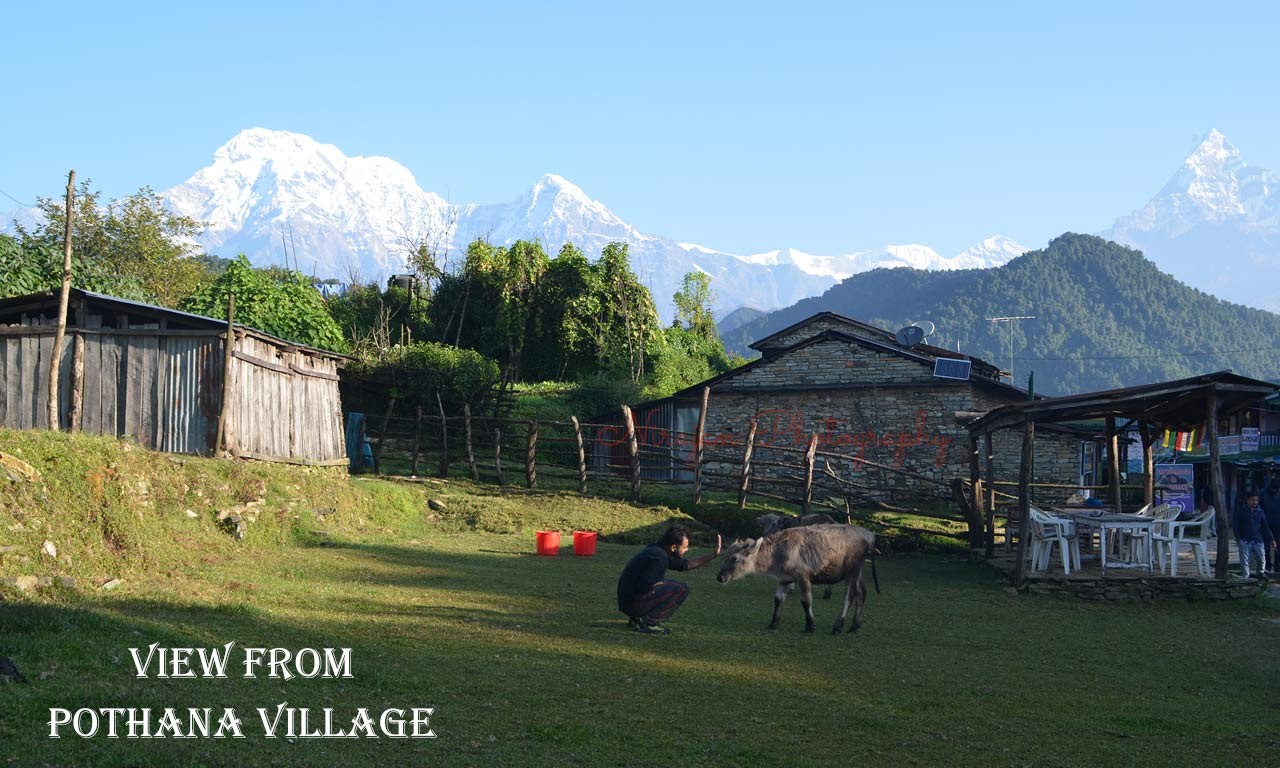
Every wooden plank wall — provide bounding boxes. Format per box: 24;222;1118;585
225;333;345;464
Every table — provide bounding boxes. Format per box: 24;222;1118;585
1052;510;1154;574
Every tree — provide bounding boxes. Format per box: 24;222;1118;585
672;270;718;341
16;181;211;307
0;233;146;300
180;256;348;352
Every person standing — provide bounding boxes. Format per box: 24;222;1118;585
616;525;721;634
1232;493;1273;579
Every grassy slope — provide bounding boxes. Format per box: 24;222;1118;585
2;430;1278;768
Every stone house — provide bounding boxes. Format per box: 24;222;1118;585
611;312;1082;495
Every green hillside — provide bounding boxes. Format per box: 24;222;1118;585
727;233;1280;394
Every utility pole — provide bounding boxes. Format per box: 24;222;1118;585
987;315;1035;382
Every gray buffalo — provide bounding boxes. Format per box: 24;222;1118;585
756;512;841;598
717;524;880;635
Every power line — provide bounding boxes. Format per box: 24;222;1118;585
0;187;35;208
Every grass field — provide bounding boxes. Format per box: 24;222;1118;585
3;431;1279;767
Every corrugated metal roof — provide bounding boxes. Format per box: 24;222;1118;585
0;288;349;360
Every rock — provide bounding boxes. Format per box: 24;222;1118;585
185;509;198;518
41;541;57;559
428;499;448;512
100;578;124;591
57;576;76;588
37;576;52;588
4;576;39;592
0;452;40;482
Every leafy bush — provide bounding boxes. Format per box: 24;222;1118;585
180;256;348;352
341;341;501;414
0;233;147;300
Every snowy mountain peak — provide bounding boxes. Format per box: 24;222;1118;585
1105;129;1280;312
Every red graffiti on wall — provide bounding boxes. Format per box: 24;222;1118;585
595;406;955;469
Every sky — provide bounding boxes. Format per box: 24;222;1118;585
3;0;1279;258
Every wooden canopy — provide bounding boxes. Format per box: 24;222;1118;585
966;371;1279;585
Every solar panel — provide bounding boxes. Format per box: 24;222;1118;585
933;358;972;381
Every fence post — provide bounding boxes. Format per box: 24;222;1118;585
693;386;709;506
494;427;503;484
436;391;449;478
803;433;819;515
410;405;424;476
372;396;396;474
571;416;587;494
622;405;640;502
214;292;235;456
738;419;757;511
525;420;538;488
464;404;479;482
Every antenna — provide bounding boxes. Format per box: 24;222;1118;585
987;315;1035;381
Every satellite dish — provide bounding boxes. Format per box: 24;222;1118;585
912;320;935;338
895;325;925;347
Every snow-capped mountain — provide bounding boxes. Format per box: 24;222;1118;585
685;235;1026;281
1106;129;1280;311
2;127;1025;319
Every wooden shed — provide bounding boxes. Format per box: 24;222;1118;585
0;289;347;466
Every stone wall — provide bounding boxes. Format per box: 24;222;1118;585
694;340;1081;498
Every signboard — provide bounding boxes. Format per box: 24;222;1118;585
1241;427;1261;453
1153;463;1195;515
1220;435;1241;455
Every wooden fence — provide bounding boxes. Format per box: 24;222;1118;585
362;389;970;540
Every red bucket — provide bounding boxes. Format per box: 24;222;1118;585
572;531;597;557
535;530;561;556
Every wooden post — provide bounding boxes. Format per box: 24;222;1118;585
464;404;479;481
1012;420;1036;588
436;391;449;478
693;386;710;506
803;433;819;515
494;427;503;484
372;396;396;473
1207;391;1231;578
984;431;997;558
1107;417;1122;514
571;416;587;494
1140;423;1155;505
214;292;235;456
525;420;538;488
48;170;75;430
968;433;985;554
622;405;640;501
738;419;758;511
69;333;85;432
410;406;424;476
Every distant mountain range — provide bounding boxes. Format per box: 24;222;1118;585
5;127;1277;321
1;128;1023;321
722;233;1280;395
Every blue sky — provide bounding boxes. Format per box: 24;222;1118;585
3;1;1278;257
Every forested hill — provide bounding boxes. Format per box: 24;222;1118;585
724;233;1280;395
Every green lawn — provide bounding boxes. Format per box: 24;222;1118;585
2;430;1278;767
5;525;1278;767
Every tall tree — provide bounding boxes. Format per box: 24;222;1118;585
16;181;211;307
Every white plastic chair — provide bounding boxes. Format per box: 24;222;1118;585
1120;504;1172;566
1029;507;1081;575
1153;508;1215;577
